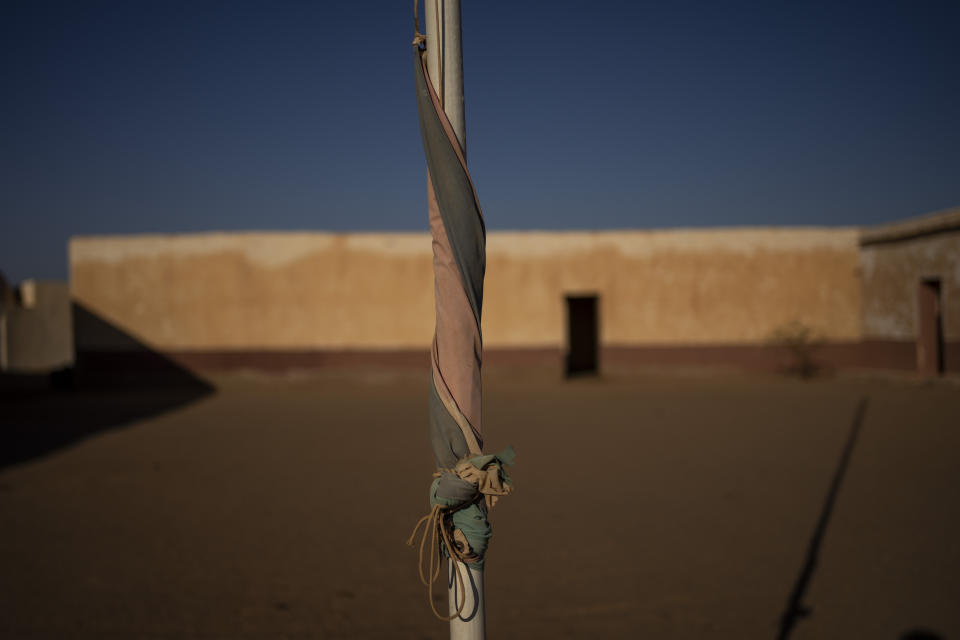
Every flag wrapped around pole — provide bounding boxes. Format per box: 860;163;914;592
408;5;514;629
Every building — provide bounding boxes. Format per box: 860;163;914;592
0;278;73;381
67;207;959;377
859;208;960;376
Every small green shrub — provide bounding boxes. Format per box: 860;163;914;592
769;321;823;378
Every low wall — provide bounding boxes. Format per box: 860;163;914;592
1;280;73;373
70;228;862;355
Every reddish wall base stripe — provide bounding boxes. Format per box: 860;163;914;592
71;339;960;376
603;341;921;373
169;349;430;372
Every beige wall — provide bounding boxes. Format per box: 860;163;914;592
486;230;861;346
2;281;74;372
71;233;435;350
70;228;862;352
860;232;960;341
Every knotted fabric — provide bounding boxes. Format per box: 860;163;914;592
407;447;515;620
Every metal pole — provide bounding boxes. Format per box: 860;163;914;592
426;0;466;155
448;558;485;639
424;2;484;638
0;312;7;371
442;0;466;155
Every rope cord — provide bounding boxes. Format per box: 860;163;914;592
406;498;478;621
412;0;425;48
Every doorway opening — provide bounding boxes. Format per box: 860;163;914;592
565;295;599;376
917;277;944;376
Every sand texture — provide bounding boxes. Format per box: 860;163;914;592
2;368;958;639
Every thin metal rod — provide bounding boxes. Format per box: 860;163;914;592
449;560;485;639
424;0;441;106
441;0;465;156
0;312;7;371
425;0;466;156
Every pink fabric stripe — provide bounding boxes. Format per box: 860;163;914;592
428;172;483;454
418;55;485;453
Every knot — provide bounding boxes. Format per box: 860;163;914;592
412;0;426;49
453;457;512;509
408;446;515;620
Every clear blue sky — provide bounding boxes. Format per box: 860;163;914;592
2;1;958;283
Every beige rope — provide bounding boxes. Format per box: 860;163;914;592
412;0;426;47
406;500;476;620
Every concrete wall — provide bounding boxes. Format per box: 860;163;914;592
860;211;960;341
70;228;861;353
71;233;436;351
1;280;74;372
486;229;861;346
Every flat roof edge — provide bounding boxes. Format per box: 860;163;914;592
860;206;960;246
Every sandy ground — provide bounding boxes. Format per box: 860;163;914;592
1;367;958;639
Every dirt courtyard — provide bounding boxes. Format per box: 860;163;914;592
2;367;958;639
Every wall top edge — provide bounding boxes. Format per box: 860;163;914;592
68;227;862;267
70;226;860;244
860;206;960;246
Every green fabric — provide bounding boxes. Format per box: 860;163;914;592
427;446;515;570
428;376;470;470
467;445;516;474
413;48;486;325
451;503;491;565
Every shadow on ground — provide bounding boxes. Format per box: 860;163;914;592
777;397;869;640
900;630;945;640
0;303;215;470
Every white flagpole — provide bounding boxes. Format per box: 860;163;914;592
425;0;466;153
424;1;485;638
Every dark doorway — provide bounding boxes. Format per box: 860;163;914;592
566;295;599;376
917;278;944;376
